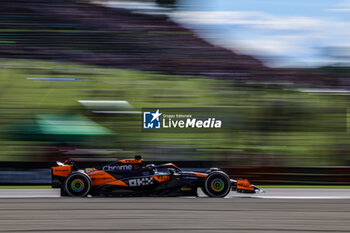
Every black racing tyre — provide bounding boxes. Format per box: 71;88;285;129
60;187;68;197
64;172;91;197
201;187;210;197
202;171;231;198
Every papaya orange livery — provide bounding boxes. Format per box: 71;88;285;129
51;155;263;197
237;179;255;191
52;165;71;178
153;175;170;182
119;159;142;164
89;171;116;186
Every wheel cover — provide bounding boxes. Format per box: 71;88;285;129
71;179;85;192
210;178;225;192
65;174;91;197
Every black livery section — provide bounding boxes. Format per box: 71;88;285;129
51;155;263;197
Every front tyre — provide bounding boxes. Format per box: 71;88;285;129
64;172;91;197
203;171;231;198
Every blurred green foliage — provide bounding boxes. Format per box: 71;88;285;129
0;59;349;165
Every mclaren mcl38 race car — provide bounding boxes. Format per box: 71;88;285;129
51;156;263;197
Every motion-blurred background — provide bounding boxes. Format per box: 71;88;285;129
0;0;349;185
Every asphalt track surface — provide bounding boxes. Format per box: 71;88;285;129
0;189;349;233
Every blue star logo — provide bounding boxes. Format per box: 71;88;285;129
143;109;162;129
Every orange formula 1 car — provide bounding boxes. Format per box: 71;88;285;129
51;155;263;197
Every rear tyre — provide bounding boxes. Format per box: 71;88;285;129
202;171;231;198
64;172;91;197
60;187;68;197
